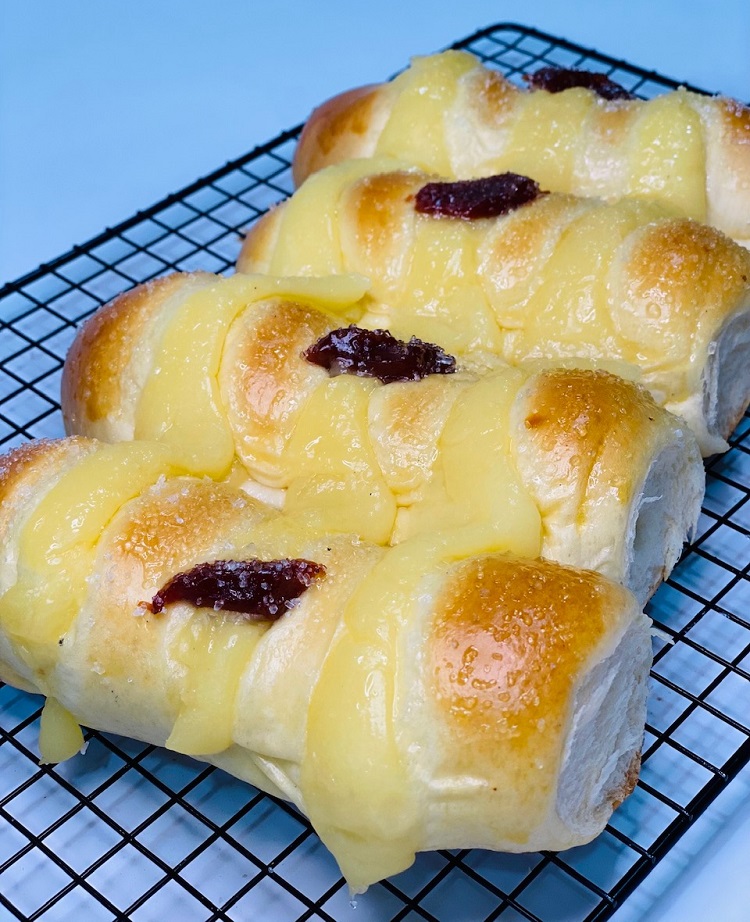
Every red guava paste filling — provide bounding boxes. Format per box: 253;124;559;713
414;173;545;220
303;325;456;383
147;558;326;620
525;67;634;101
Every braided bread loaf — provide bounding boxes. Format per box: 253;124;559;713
292;50;750;245
0;436;651;892
61;272;703;604
238;160;750;455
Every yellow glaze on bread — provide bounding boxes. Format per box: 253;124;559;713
62;274;216;443
292;49;750;242
132;274;369;478
62;272;705;597
375;52;475;175
0;441;189;677
484;87;596;191
302;538;428;888
623;91;706;219
391;367;542;556
39;697;85;764
238;161;750;453
0;437;653;891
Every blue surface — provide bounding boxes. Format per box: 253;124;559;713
2;1;750;286
1;3;750;921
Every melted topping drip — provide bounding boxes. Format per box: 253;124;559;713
304;325;456;383
525;67;635;101
148;558;326;620
414;173;545;220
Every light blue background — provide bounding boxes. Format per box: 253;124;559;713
3;1;750;285
1;3;750;921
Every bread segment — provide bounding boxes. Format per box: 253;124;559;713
238;162;750;455
62;272;704;603
293;49;750;243
0;437;651;892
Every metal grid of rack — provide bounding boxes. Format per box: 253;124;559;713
1;22;749;922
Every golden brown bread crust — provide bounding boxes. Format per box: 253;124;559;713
613;219;750;351
423;552;647;850
292;84;385;186
721;96;750;139
238;160;750;453
343;169;424;272
219;297;334;485
512;367;704;601
518;369;669;508
611;750;642;811
104;479;263;598
83;476;271;697
0;435;652;888
291;52;750;241
60;271;704;599
61;273;212;438
465;66;521;128
431;555;612;765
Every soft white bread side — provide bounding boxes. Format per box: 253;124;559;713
509;369;704;604
292;50;750;243
670;305;750;454
0;437;652;892
237;162;750;456
61;272;704;603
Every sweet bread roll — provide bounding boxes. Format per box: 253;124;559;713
61;271;704;604
292;50;750;245
0;436;652;892
237;160;750;455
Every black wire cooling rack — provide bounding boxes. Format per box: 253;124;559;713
1;21;749;922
